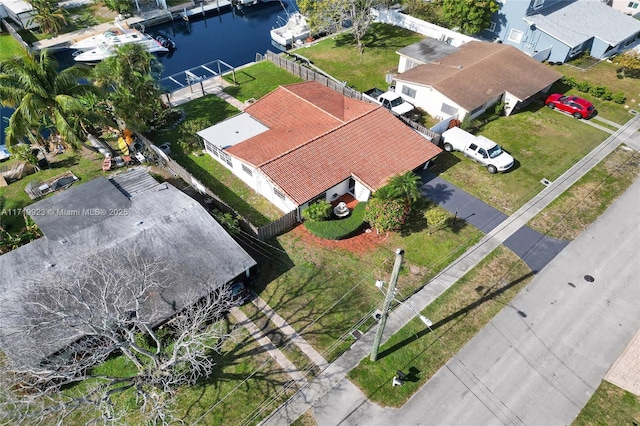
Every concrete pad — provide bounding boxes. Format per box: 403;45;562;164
605;329;640;396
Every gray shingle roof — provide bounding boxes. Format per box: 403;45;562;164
396;38;459;65
524;0;640;47
395;42;562;111
0;175;256;367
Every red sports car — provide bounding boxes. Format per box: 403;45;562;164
545;94;596;119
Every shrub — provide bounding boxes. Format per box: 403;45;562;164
424;207;449;229
561;76;577;87
612;92;626;104
590;85;607;99
364;198;408;233
575;81;591;93
601;90;614;101
304;203;367;240
302;200;332;222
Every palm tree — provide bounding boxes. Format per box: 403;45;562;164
0;47;97;149
387;171;422;205
93;44;165;132
27;0;68;35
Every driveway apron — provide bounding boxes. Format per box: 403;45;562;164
420;171;569;273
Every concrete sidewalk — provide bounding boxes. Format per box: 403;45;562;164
260;113;640;425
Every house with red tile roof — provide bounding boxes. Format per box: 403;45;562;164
197;81;442;214
393;41;562;121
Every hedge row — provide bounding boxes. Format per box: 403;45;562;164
561;76;626;104
304;202;367;240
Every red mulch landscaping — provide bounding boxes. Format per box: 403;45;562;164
289;223;389;254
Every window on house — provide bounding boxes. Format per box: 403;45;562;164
469;105;484;117
441;103;458;116
628;2;639;8
533;0;544;9
219;150;232;167
241;164;252;176
204;140;217;156
274;188;285;200
508;29;524;43
401;86;417;99
487;22;496;32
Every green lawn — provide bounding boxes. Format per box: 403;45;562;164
56;318;295;425
223;60;303;102
294;23;424;92
557;60;640;124
0;150;105;233
0;34;24;61
349;246;532;406
152;94;283;224
432;105;609;214
528;145;640;240
573;380;640;426
256;203;484;361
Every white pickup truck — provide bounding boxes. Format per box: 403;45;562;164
441;126;515;174
362;88;414;116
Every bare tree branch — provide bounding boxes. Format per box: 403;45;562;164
0;248;242;424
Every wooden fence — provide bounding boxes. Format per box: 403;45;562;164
264;51;441;144
135;132;299;241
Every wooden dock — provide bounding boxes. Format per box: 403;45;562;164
31;1;234;52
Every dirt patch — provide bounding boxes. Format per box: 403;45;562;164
289;224;388;255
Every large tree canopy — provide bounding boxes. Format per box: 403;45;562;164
0;48;96;148
93;43;166;132
299;0;391;55
441;0;500;35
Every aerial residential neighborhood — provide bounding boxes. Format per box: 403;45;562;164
0;0;639;425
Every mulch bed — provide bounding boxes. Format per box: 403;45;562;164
289;223;389;255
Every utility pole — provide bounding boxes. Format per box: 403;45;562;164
370;248;404;362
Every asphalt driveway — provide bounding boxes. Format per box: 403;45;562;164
420;171;569;273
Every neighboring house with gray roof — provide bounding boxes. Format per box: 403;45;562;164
393;41;562;121
479;0;640;63
396;38;459;73
0;168;256;367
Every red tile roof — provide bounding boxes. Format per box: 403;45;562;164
229;82;374;166
227;82;442;206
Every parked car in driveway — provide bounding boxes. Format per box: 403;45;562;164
545;94;596;119
230;281;252;306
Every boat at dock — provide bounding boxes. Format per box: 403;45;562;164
270;12;310;47
73;36;170;63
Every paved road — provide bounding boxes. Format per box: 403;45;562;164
263;114;640;426
315;174;640;426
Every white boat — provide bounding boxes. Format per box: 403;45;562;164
270;12;310;47
70;27;129;51
73;37;169;63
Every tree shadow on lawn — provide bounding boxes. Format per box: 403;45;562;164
334;23;420;50
172;152;271;226
179;343;292;422
375;271;534;360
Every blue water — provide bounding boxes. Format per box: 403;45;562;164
1;0;298;145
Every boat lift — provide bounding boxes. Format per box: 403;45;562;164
159;59;236;105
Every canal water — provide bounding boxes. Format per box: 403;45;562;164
0;0;298;147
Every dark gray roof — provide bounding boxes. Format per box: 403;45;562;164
524;0;640;47
29;176;130;241
396;38;459;65
109;167;161;198
0;175;256;367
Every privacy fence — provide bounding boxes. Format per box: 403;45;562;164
136;133;299;241
263;51;441;144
